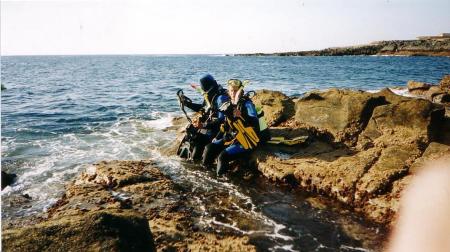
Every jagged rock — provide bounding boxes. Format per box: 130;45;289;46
165;87;449;226
425;86;445;101
357;98;444;149
79;160;160;188
255;88;447;224
360;175;413;226
15;160;256;251
293;88;387;146
2;171;17;190
409;142;450;174
355;145;419;202
407;80;432;95
440;75;450;91
2;210;156;252
251;89;294;126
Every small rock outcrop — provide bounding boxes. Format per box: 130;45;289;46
251;89;295;126
2;171;17;190
407;80;432;95
291;88;387;146
406;75;450;106
2;210;156;252
440;75;450;91
2;161;256;251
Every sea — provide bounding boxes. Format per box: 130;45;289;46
2;55;450;251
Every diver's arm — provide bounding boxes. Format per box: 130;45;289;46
184;100;205;112
203;95;229;129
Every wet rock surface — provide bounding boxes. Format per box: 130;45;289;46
3;210;156;252
2;161;256;251
2;171;17;190
165;86;449;227
250;87;449;225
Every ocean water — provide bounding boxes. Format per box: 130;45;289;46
2;55;450;251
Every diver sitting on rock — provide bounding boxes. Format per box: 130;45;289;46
202;79;261;176
177;74;230;160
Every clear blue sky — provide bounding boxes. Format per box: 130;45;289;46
1;0;449;55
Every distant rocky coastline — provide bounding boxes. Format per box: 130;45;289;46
236;36;450;57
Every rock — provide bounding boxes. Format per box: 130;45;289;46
238;39;450;57
1;84;6;90
409;142;450;174
355;145;419;202
2;171;17;190
360;175;413;226
425;86;445;101
357;98;444;150
440;75;450;91
28;160;256;251
254;88;448;225
2;210;156;252
377;88;410;104
293;88;387;146
251;89;294;126
79;160;159;188
407;80;432;94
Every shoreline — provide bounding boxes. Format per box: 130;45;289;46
2;76;449;251
234;39;450;57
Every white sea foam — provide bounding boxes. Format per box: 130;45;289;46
1;113;176;217
148;148;297;246
270;245;298;252
366;87;420;98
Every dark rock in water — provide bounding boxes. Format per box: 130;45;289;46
2;171;17;190
1;84;6;90
2;210;156;252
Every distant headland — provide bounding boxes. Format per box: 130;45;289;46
235;33;450;57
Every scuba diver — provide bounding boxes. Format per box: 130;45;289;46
202;79;262;176
176;74;230;160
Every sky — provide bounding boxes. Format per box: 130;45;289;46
1;0;449;55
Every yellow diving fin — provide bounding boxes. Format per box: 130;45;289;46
229;118;260;150
267;136;309;146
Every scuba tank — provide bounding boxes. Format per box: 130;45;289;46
239;90;271;143
255;105;270;142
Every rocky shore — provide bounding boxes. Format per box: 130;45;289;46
3;75;449;250
249;75;450;225
2;160;256;251
236;39;450;57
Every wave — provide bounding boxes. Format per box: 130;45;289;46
1;113;176;218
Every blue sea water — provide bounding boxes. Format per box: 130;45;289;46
1;55;450;250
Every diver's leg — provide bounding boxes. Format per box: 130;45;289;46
191;133;211;161
216;143;246;176
202;141;224;168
